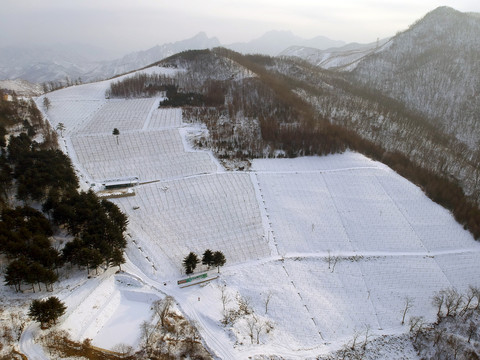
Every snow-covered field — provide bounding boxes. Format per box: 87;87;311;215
22;66;480;359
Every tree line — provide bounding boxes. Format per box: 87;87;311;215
106;73;177;98
183;249;226;274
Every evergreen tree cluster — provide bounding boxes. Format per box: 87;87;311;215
1;206;60;292
183;249;226;275
0;94;128;293
159;85;207;107
48;190;128;274
106;73;176;98
28;296;66;329
11;143;78;203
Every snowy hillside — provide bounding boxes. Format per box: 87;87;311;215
279;38;390;70
83;32;221;82
350;6;480;148
0;79;43;96
24;64;480;359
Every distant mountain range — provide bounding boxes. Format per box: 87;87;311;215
0;31;345;84
0;32;221;84
227;30;345;56
279;38;390;70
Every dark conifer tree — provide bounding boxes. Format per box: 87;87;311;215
202;249;214;268
183;252;199;275
28;296;66;328
212;251;226;273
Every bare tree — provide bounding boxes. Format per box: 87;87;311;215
112;343;133;357
401;296;414;325
220;285;230;312
460;286;476;315
433;328;446;346
467;321;476;343
409;316;426;343
43;97;51;111
247;316;256;344
432;291;445;318
140;321;155;354
443;288;462;317
56;122;65;137
362;324;372;350
350;329;361;350
446;335;460;360
153;296;174;328
255;317;266;344
470;286;480;310
263;291;273;314
236;293;252;316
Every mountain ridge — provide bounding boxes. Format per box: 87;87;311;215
0;31;344;84
350;6;480;149
226;30;345;56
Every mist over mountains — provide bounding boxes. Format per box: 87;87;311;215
0;31;344;84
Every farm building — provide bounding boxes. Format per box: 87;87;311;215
101;176;139;190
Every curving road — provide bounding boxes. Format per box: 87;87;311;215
19;323;49;360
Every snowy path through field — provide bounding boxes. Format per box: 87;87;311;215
20;324;49;360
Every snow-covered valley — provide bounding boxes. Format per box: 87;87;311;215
16;66;480;359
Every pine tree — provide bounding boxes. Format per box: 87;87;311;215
28;296;66;328
110;247;125;271
212;251;226;273
183;252;199;275
202;249;214;268
4;259;28;292
113;128;120;145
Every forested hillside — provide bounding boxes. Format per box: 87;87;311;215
351;7;480;150
0;92;128;294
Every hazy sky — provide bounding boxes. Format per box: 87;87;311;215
2;0;480;54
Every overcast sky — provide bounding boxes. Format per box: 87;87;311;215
2;0;480;55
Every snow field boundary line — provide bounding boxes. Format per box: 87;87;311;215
373;172;429;253
134;170;237;190
60;268;117;321
373;173;457;291
320;171;356;251
142;97;161;130
249;172;279;257
64;136;96;189
280;248;480;259
279;262;326;343
251;165;385;175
